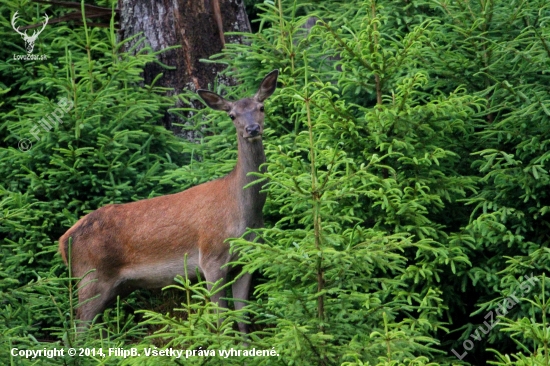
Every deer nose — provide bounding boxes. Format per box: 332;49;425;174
245;124;261;137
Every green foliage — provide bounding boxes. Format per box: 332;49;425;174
201;1;477;363
1;0;550;365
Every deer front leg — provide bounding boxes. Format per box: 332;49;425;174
232;271;252;334
200;256;229;311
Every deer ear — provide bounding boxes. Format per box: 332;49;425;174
255;69;279;102
197;90;232;112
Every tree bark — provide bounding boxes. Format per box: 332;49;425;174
117;0;251;135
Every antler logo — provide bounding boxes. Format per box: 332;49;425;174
11;11;49;54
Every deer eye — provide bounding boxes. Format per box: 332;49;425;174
259;106;265;112
229;114;236;120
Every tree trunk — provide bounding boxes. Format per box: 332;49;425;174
117;0;251;136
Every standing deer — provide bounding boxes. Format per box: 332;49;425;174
59;70;279;334
11;11;49;54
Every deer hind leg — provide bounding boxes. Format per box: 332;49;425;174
232;271;252;334
75;274;118;326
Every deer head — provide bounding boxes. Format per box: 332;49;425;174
197;70;279;142
11;11;49;54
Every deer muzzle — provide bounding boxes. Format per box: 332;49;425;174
245;124;262;138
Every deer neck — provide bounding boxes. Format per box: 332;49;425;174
230;135;267;225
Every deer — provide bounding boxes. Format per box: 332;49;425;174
59;70;279;334
11;11;49;54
